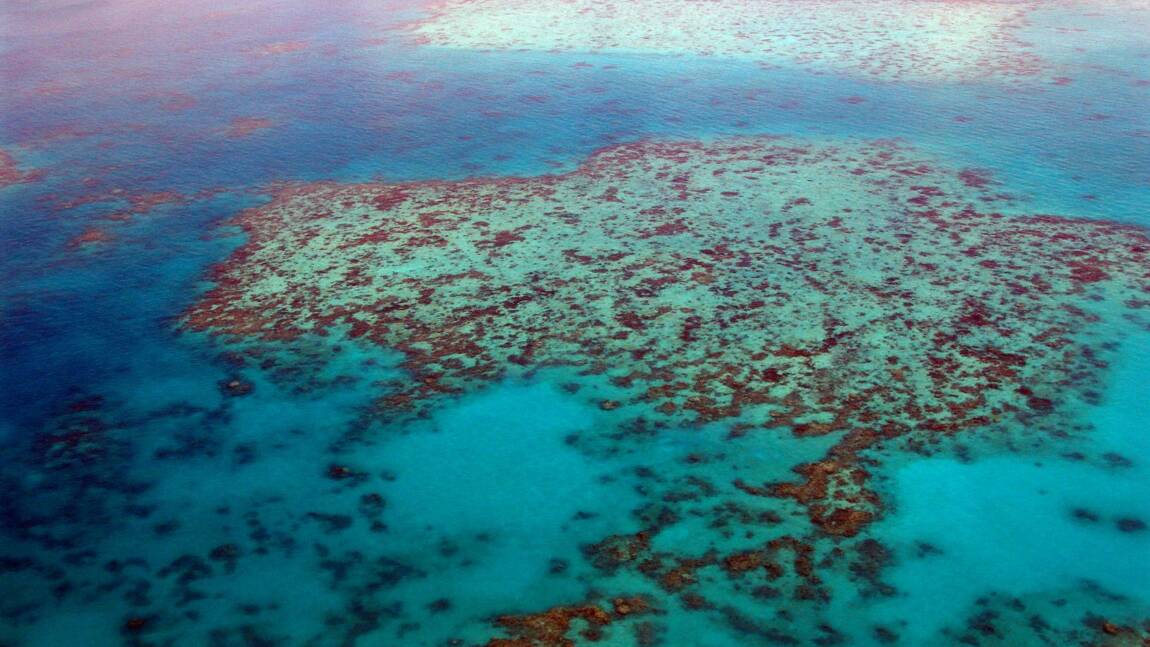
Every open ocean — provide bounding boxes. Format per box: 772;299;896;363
1;0;1148;645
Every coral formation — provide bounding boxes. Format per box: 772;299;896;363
407;0;1053;82
187;136;1150;543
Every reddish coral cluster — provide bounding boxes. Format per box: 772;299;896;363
66;226;114;250
42;186;189;253
0;148;43;188
487;598;653;646
577;512;835;624
225;117;276;139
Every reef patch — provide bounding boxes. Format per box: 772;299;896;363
185;135;1150;642
406;0;1054;83
187;136;1150;536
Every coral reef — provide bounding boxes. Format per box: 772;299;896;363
407;0;1054;82
187;136;1150;542
0;149;42;188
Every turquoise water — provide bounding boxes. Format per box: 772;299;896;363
865;332;1150;643
2;0;1149;645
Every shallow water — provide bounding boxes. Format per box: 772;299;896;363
2;0;1149;645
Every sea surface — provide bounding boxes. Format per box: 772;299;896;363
1;0;1148;645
